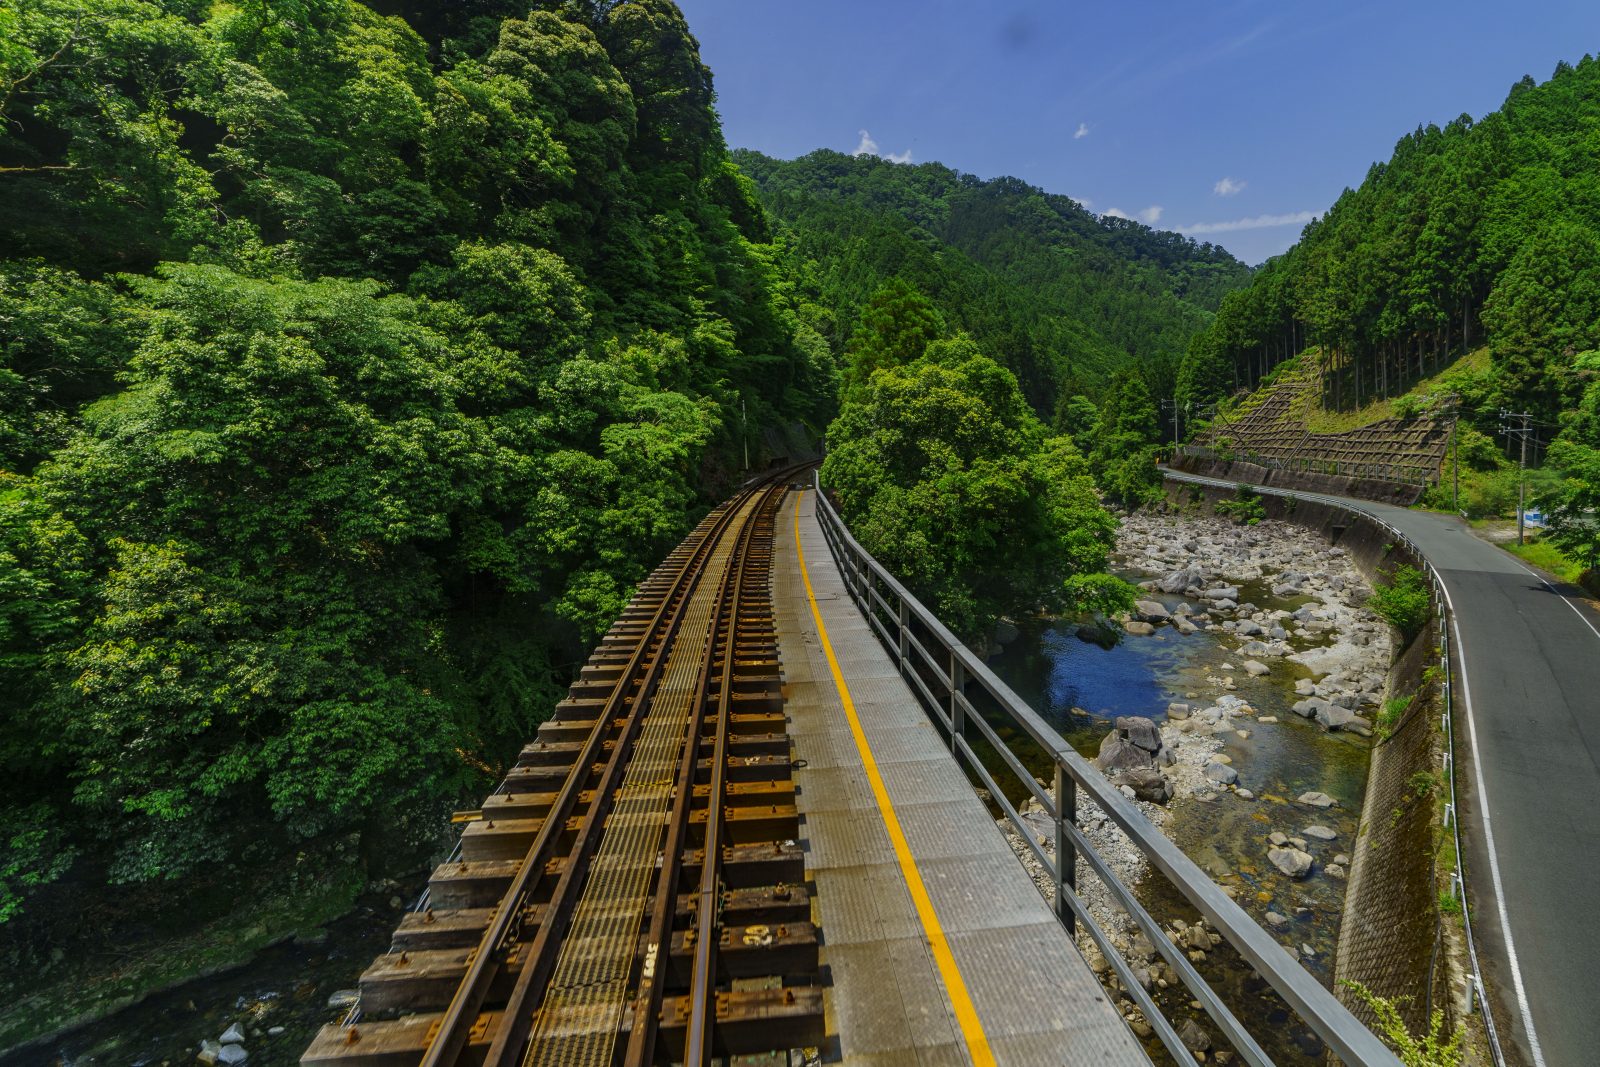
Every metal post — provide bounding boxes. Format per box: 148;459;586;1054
948;654;964;750
897;597;910;677
1054;763;1076;934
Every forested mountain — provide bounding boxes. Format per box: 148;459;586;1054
0;0;832;934
736;149;1250;414
1179;56;1600;434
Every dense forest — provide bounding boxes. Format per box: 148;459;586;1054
0;0;837;941
0;0;1188;973
1178;57;1600;433
736;149;1249;415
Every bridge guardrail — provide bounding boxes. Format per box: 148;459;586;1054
811;472;1403;1067
1158;466;1504;1067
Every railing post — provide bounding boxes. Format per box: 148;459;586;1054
1054;763;1077;934
948;653;965;750
897;597;910;677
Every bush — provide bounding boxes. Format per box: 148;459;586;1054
1370;565;1431;641
1342;981;1464;1067
1215;484;1266;525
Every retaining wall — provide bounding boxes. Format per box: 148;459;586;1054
1170;454;1426;508
1164;480;1446;1036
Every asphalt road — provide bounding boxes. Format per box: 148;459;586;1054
1162;468;1600;1067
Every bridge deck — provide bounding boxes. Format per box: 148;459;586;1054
774;488;1148;1066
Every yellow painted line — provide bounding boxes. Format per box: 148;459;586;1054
792;490;997;1067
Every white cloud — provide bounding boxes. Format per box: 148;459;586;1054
1074;122;1090;139
1178;210;1317;235
1103;205;1164;226
852;129;913;165
1213;176;1247;197
1070;195;1093;209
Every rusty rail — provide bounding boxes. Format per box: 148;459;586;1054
302;468;820;1067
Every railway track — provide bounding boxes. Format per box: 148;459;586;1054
303;471;822;1067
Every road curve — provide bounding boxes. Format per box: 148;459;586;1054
1162;467;1600;1067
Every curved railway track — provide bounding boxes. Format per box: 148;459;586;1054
303;470;822;1067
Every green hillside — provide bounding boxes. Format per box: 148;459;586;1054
736;149;1251;414
1178;56;1600;438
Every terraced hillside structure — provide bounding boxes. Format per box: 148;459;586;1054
1183;356;1454;502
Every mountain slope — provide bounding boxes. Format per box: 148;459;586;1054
736;149;1250;413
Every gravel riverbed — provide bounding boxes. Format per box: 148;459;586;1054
992;510;1393;1059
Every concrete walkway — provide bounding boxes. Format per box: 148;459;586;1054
774;488;1149;1066
1165;467;1600;1067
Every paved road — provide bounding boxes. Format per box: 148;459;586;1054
1163;468;1600;1067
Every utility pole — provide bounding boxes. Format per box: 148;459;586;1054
741;394;749;473
1498;409;1534;544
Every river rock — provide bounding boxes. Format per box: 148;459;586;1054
1115;765;1174;803
218;1046;248;1066
1204;586;1241;602
1326;864;1347;879
198;1041;222;1066
1268;846;1314;879
1315;703;1359;730
220;1024;246;1045
1166;702;1191;720
1117;715;1163;753
326;989;360;1010
1124;620;1156;636
1203;761;1238;785
1096;732;1152;773
1265;911;1288;927
1135;599;1170;621
267;1027;286;1037
1179;1018;1212;1053
1269;831;1288;846
1294;678;1316;696
994;619;1020;645
1298;791;1337;808
1174;618;1199;635
1302;825;1338;841
1243;659;1269;677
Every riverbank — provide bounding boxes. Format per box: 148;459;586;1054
989;507;1392;1060
0;864;374;1064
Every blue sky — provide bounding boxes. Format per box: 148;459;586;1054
676;0;1600;265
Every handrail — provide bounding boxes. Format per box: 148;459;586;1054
1158;466;1505;1067
811;472;1402;1067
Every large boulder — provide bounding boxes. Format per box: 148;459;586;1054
1315;703;1358;730
1268;846;1315;879
1124;620;1156;636
1134;599;1170;622
1115;765;1174;804
1115;715;1163;754
1095;732;1154;773
1203;761;1239;785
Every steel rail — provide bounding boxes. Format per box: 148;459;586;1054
811;471;1403;1067
420;485;761;1067
684;485;777;1062
484;481;779;1066
622;478;782;1064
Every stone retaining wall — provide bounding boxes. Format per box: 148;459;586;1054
1164;479;1448;1037
1170;453;1427;508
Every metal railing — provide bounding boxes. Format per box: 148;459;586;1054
1157;466;1505;1067
811;472;1402;1067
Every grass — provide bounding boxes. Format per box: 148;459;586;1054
1501;536;1583;584
1298;348;1490;435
